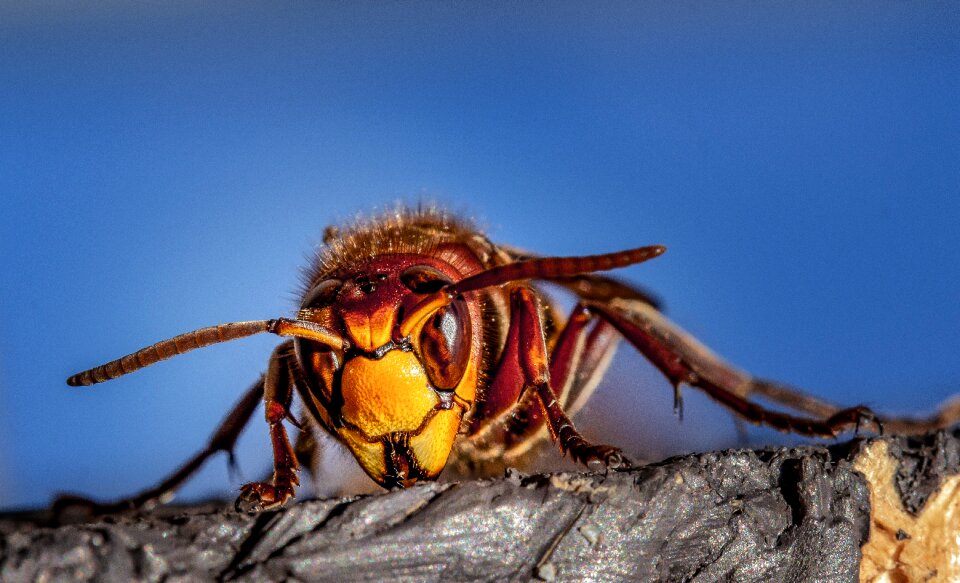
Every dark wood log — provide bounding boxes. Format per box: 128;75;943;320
2;431;958;582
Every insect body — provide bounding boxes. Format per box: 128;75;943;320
66;208;958;513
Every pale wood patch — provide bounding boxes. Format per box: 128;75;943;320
857;441;960;582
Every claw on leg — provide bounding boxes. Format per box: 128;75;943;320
232;342;302;513
581;445;631;471
235;472;299;513
838;405;883;436
555;421;631;470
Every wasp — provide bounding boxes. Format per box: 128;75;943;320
65;207;960;513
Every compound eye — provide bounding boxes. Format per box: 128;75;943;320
400;265;452;294
418;299;471;390
302;279;343;309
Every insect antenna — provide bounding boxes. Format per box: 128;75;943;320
67;318;346;386
400;245;665;337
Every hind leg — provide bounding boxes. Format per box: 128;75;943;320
53;374;265;518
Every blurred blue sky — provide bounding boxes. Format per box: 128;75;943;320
1;2;958;510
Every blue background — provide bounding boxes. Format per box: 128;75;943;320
1;2;958;510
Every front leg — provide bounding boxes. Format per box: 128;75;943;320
511;287;628;469
235;341;301;512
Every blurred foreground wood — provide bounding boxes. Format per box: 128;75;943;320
1;431;958;582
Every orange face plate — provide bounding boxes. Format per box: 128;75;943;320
336;350;468;485
340;350;439;438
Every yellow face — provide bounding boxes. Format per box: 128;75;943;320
336;348;477;487
297;257;481;488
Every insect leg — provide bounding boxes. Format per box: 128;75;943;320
235;341;301;512
549;272;848;419
511;287;628;468
555;308;621;418
746;380;960;434
52;375;265;517
465;301;621;468
587;299;880;437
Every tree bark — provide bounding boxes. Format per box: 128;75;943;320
2;431;958;582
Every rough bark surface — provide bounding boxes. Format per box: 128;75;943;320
2;432;957;582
